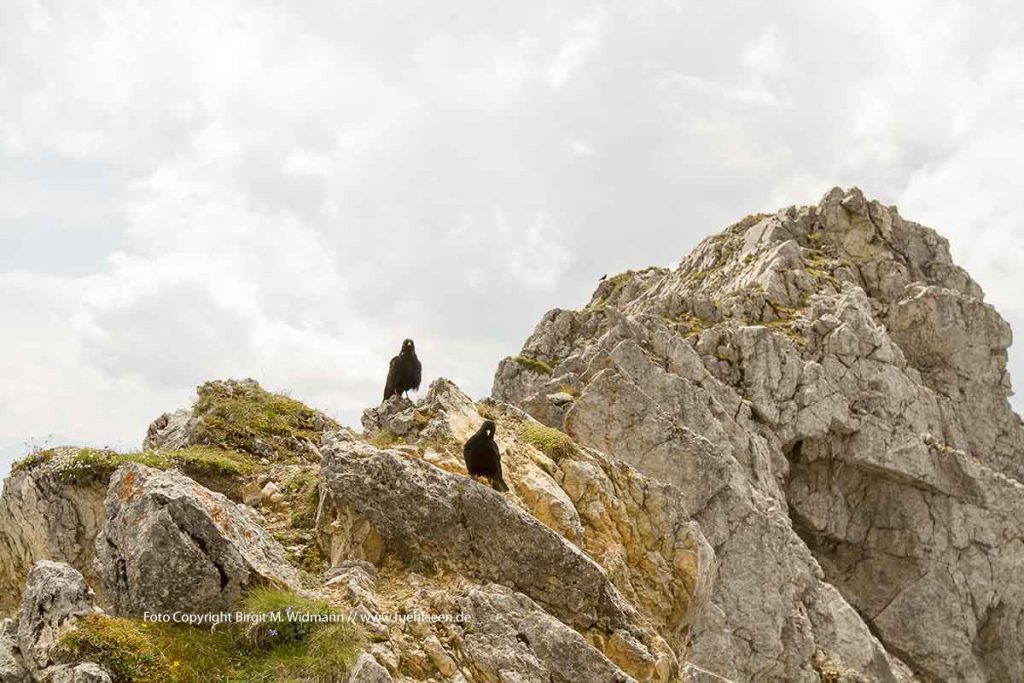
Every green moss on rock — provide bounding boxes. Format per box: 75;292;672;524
520;422;576;461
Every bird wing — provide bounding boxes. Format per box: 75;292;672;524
411;356;422;390
489;439;502;473
384;356;399;400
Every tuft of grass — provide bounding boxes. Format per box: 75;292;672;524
283;472;320;529
192;379;338;460
11;447;172;485
60;593;361;683
664;312;714;340
235;622;360;683
238;588;348;650
59;614;169;682
11;446;255;486
519;422;576;461
370;430;404;449
475;401;500;422
170;446;255;477
512;355;554;375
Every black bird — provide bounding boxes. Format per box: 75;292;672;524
463;420;509;492
383;338;422;401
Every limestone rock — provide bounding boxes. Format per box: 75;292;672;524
16;562;97;673
447;582;637;682
40;663;111;683
142;378;335;461
95;464;299;616
494;187;1024;682
316;433;678;680
356;379;716;660
0;621;29;683
346;652;392;682
0;454;107;615
142;409;195;451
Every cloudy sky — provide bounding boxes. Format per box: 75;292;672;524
2;0;1023;477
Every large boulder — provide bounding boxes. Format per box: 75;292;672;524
95;464;299;616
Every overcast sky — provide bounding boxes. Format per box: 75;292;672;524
2;0;1023;478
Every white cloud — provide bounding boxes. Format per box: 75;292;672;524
547;8;606;89
501;211;573;290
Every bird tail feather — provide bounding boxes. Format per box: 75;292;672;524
491;477;509;493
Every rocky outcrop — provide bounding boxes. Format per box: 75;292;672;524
494;188;1024;681
355;380;719;672
0;452;108;614
143;378;336;462
16;562;98;675
95;464;300;616
361;380;716;656
317;432;677;680
439;582;636;682
331;557;639;682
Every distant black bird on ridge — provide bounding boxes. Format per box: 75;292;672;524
463;420;509;492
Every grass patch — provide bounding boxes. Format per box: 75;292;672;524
370;430;404;449
11;446;254;486
192;379;338;460
170;447;255;477
11;447;172;485
663;312;714;340
512;355;554;375
283;472;320;529
520;422;576;461
59;591;361;683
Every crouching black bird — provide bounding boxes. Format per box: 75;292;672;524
383;338;422;401
463;420;509;492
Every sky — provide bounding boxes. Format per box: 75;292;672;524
2;0;1023;478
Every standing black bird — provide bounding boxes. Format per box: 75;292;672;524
463;420;509;492
383;338;422;401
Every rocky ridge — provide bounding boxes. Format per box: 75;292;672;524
0;186;1019;682
493;187;1024;682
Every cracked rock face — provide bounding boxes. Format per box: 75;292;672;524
352;378;716;674
317;433;677;680
94;464;300;616
16;562;98;674
494;188;1024;682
